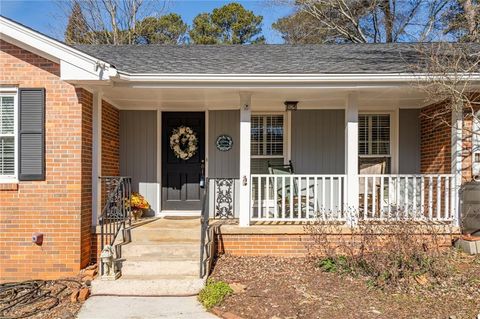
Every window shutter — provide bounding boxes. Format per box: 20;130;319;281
18;88;45;181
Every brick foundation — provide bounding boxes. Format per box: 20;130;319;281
215;224;457;257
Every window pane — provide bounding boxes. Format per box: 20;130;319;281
358;115;368;154
0;136;14;176
251;116;264;156
265;115;283;156
358;114;390;156
251;115;284;157
0;96;15;134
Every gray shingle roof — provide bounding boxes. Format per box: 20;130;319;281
74;43;478;75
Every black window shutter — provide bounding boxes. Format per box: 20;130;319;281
18;88;45;181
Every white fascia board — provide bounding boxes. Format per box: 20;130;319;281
0;16;116;81
115;72;480;84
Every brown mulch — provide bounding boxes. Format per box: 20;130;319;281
0;277;87;319
210;255;480;319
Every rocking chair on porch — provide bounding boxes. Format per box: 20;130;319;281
267;161;309;218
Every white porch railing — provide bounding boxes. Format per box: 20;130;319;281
250;174;458;223
250;175;346;222
359;174;457;221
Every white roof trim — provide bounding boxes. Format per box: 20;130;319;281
0;16;116;81
115;71;480;83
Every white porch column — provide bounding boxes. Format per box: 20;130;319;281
239;93;252;227
92;91;102;225
451;108;463;227
345;93;359;226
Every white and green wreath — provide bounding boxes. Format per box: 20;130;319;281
169;126;198;160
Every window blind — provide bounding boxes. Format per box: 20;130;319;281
0;96;15;176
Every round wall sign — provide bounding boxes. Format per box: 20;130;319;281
216;135;233;152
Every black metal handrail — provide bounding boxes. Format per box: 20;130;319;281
199;179;210;278
199;177;239;278
98;176;132;276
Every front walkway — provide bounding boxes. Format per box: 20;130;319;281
77;296;217;319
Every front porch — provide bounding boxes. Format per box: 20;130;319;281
88;84;463;228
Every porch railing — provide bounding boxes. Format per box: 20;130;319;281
98;176;132;276
359;174;457;221
251;174;346;221
250;174;458;223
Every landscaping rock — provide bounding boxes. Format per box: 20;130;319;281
78;288;90;302
70;289;79;303
229;283;246;294
83;268;97;277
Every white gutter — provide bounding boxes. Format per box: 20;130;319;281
115;72;480;83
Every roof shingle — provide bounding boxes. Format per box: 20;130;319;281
74;43;479;75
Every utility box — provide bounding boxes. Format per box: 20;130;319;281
460;181;480;236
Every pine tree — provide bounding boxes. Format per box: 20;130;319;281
65;2;89;45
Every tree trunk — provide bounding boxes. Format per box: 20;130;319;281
382;0;394;42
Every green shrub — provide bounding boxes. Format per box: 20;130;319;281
317;256;350;273
198;279;233;309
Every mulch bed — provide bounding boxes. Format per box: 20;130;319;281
210;255;480;319
0;276;87;319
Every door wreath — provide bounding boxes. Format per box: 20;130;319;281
169;126;198;160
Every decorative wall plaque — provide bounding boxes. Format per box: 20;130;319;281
216;135;233;152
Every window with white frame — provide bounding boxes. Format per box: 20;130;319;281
0;92;17;179
251;114;285;173
359;114;391;173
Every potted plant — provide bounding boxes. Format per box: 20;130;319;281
130;192;150;221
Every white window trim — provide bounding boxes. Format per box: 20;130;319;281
358;111;398;173
251;112;288;161
0;87;19;183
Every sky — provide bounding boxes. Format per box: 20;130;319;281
0;0;294;43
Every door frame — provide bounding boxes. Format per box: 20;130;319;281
157;110;208;216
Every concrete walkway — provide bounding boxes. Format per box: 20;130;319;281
77;296;218;319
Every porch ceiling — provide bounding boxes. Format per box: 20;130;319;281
91;85;429;110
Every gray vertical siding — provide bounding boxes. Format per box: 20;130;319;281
120;110;158;214
399;109;421;174
208;110;240;178
291;110;345;174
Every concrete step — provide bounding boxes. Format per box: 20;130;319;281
121;243;200;259
129;228;201;243
128;218;200;231
91;277;205;296
121;260;200;277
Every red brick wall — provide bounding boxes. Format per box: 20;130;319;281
80;90;93;268
217;234;310;257
90;100;119;264
420;102;452;174
421;100;479;182
102;100;120;178
217;232;454;257
0;40;92;281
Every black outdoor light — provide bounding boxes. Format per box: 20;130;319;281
284;101;298;111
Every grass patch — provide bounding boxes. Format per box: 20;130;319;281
198;279;233;310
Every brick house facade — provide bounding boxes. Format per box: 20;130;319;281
0;40;120;281
0;17;478;282
0;40;92;280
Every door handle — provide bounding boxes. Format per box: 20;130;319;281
200;160;205;188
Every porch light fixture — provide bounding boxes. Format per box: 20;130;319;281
284;101;298;111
